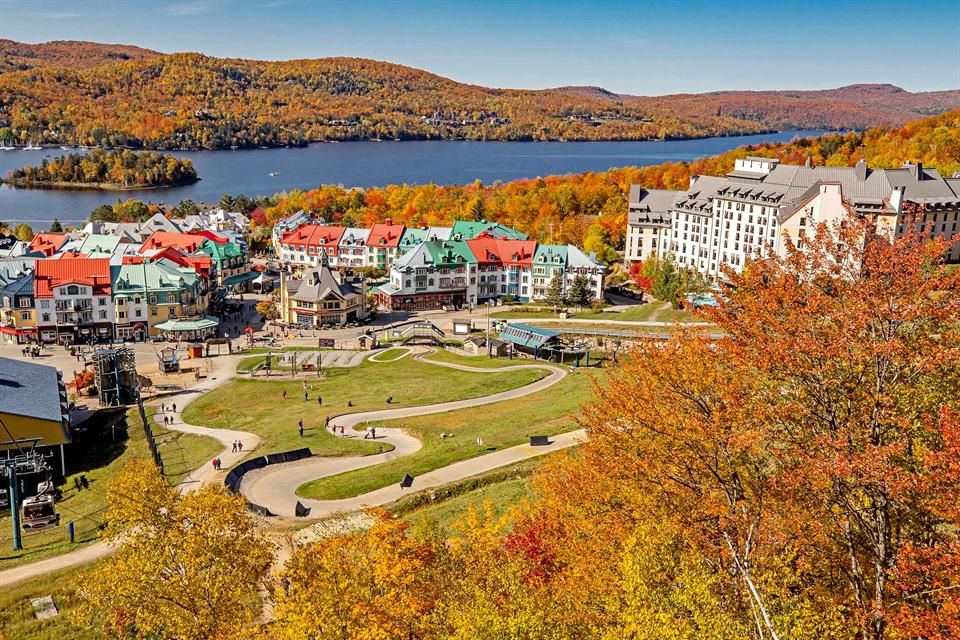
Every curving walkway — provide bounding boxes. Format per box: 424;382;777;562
240;349;572;518
0;355;254;588
0;348;587;585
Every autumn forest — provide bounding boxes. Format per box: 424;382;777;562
1;39;959;150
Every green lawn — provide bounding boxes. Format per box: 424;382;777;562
297;369;597;500
183;357;547;463
370;347;411;361
0;407;219;571
0;563;103;640
391;457;544;534
421;348;525;369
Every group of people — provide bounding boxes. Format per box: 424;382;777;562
159;401;178;426
231;440;244;453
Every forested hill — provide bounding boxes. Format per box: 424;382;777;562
0;39;159;72
0;39;957;150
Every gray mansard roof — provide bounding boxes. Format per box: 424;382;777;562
654;159;960;224
628;186;679;226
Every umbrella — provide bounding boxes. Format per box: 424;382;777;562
245;327;254;334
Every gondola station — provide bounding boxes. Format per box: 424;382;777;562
0;357;70;547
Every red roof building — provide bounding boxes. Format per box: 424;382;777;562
366;220;404;249
139;231;208;254
28;233;67;257
34;257;112;298
280;224;346;264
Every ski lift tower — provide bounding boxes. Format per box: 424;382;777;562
0;435;49;551
93;347;139;406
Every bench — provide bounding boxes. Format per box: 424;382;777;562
530;435;551;446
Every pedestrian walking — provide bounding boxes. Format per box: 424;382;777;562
298;422;304;438
171;402;177;413
317;396;322;407
211;458;217;471
232;440;237;453
282;390;287;400
160;403;165;413
215;458;221;471
304;390;308;401
237;441;244;452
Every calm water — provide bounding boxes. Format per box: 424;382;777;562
0;131;831;229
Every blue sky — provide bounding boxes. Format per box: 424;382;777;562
1;0;957;94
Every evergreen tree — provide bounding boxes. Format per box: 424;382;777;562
569;274;594;308
219;194;235;211
468;196;486;221
545;271;567;312
49;218;63;233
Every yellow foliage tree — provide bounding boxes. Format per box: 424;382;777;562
269;510;447;640
75;459;273;640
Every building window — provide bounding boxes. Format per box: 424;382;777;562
18;298;30;308
151;308;158;317
99;297;107;306
19;311;30;321
67;285;79;295
99;310;108;320
40;300;50;309
42;313;50;322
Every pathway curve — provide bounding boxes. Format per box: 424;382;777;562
240;348;570;518
0;355;255;588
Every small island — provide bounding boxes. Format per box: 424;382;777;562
1;149;198;190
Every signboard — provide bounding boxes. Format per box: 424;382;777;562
318;338;335;348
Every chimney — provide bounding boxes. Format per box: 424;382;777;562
914;162;923;180
855;159;868;181
805;155;813;168
385;217;392;226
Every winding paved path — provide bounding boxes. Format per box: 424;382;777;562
0;347;586;585
0;356;253;588
240;349;573;518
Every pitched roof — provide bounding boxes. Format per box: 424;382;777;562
281;224;346;247
77;233;122;256
111;260;199;295
534;244;568;265
367;221;405;248
339;227;370;247
28;233;67;256
1;272;34;300
290;265;360;303
424;239;475;266
140;231;208;254
34;257;112;297
467;235;536;267
628;187;679;226
399;227;426;249
451;221;527;240
0;357;66;426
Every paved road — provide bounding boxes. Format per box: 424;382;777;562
240;350;570;518
0;355;249;588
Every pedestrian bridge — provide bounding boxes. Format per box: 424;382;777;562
389;321;446;345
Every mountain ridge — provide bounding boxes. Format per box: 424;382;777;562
1;39;957;150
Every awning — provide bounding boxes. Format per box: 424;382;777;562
153;316;220;332
222;271;258;287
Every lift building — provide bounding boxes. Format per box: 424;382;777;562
0;357;70;452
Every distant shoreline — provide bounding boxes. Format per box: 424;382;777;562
0;176;200;192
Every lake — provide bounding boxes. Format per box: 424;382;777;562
0;130;831;229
